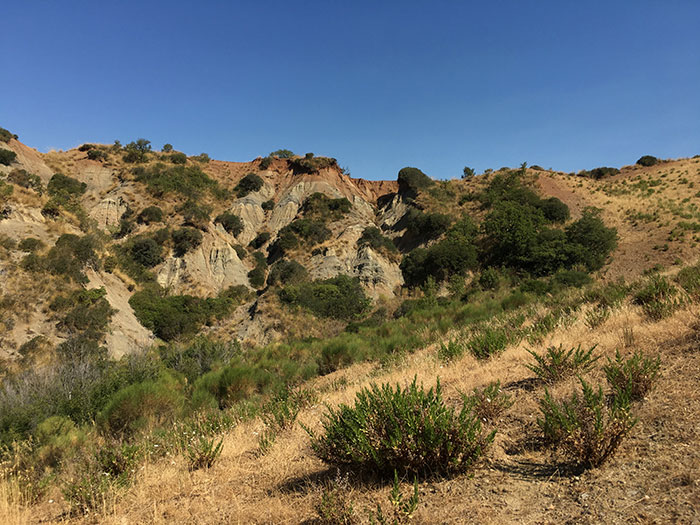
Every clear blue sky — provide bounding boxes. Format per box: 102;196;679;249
2;1;699;180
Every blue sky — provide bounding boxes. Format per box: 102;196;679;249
2;1;699;180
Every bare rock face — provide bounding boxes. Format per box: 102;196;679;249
157;232;250;294
377;193;409;229
0;140;53;183
91;196;129;230
351;246;403;297
86;270;153;358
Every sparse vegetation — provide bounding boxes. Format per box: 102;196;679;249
526;344;600;384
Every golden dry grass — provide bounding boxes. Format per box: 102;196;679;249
10;298;697;524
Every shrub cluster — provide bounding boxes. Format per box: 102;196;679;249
397;167;434;199
301;192;351;222
578;166;620;179
0;126;18;142
357;226;397;254
248;251;268;289
307;378;494;477
235;173;264;197
171;227;203;257
214;212;243;236
0;148;17;166
7;169;43;193
132;163;219;198
290;155;337;174
122;139;151;163
279;274;370;320
136;206;163;224
177;199;212;229
24;233;100;283
636;155;658;167
267;259;309;287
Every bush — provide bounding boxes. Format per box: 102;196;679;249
122;139;151;163
171;227;203;257
676;264;700;298
130;237;163;267
539;197;570;223
192;153;210;163
214;212;243;236
51;288;115;335
357;226;396;254
0;127;18;142
7;169;43;193
137;206;164;224
235;173;264;197
0;148;17;166
466;328;509;359
280;275;370;320
248;266;267;289
578;167;620;179
133;163;219;198
262;199;275;211
538;378;636;468
302;192;352;222
287;218;331;245
564;209;618;271
249;231;270;249
269;149;294;158
47;173;86;197
633;275;679;319
162;144;173;153
397;167;433;198
159;337;240;384
526;344;600;384
306;378;494;477
636;155;658;167
177;199;212;229
267;259;308;287
43;234;100;283
18;237;44;252
462;381;513;422
87;148;108;161
404;210;452;240
186;436;223;470
169;152;187;164
97;374;184;437
479;268;501;290
604;350;660;401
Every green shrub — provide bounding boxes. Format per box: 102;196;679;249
122;139;151;163
43;234;100;283
539;197;570;223
564;209;618;272
280;275;370;320
676;264;700;298
267;259;309;287
7;169;43;193
18;237;44;252
137;206;164;224
287;218;331;245
192;153;210;163
235;173;264;197
633;275;679;319
177;199;212;229
186;436;223;470
538;378;636;467
47;173;86;197
397;167;433;198
0;127;18;142
130;237;163;267
302;192;351;222
553;270;592;288
578;167;620;179
269;149;294;158
370;472;420;525
604;350;660;401
526;344;599;384
404;210;452;240
169;152;187;164
290;155;337;174
192;364;273;408
162;144;173;153
466;328;509;359
0;148;17;166
249;231;270;249
636;155;658;167
357;226;397;254
159;337;240;384
262;199;275;211
214;212;243;236
171;227;203;257
462;381;513;422
87;148;108;161
98;374;184;437
248;266;266;289
51;288;115;336
306;377;494;477
129;286;234;341
133;163;219;198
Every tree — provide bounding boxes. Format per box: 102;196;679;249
462;166;475;179
162;144;173;153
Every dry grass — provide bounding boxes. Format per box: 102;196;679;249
9;300;696;524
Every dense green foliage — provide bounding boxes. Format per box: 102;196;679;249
235;173;264;197
0;148;17;166
130;237;163;268
122;139;152;163
279;275;370;320
0;126;18;142
48;173;87;197
133;163;219;198
302;192;351;222
27;234;100;283
267;259;309;287
636;155;658;167
129;285;236;341
171;227;203;257
7;169;43;193
397;167;433;198
215;212;243;236
137;206;164;224
307;378;494;477
177;200;212;229
357;226;397;253
578;166;620;179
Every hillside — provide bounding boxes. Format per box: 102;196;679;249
1;128;699;523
